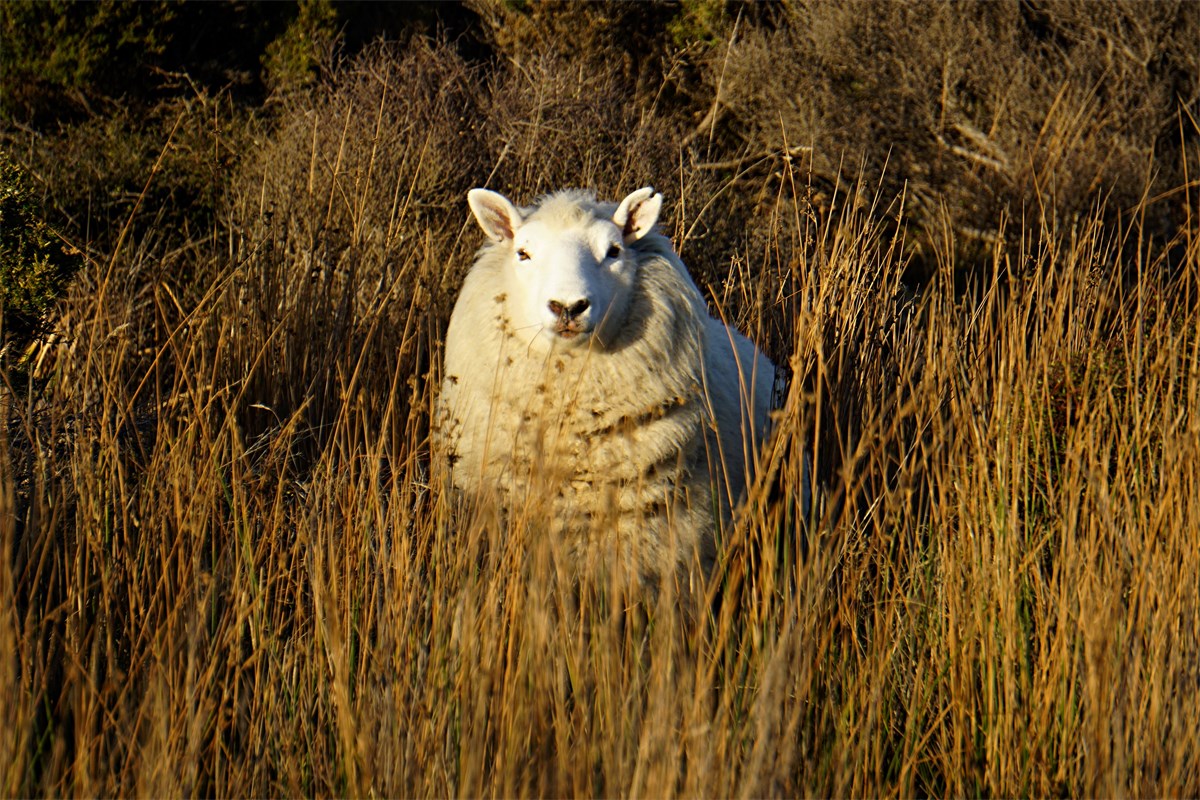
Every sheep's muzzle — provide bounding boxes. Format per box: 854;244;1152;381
549;299;590;338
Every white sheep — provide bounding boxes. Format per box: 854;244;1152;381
437;186;786;592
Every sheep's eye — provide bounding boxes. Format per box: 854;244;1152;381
516;248;531;261
606;244;621;259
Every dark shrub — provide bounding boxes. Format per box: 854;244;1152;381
0;149;82;358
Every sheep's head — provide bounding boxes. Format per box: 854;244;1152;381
467;186;663;352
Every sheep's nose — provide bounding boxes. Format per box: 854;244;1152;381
548;299;590;319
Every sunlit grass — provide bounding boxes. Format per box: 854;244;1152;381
3;91;1199;797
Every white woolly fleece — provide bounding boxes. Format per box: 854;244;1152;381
436;188;777;590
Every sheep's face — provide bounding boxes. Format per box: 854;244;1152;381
505;218;630;349
468;187;663;352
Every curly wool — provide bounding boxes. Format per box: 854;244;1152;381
436;189;776;587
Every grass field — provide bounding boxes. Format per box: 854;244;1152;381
3;8;1200;797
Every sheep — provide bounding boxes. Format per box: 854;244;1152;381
436;186;787;594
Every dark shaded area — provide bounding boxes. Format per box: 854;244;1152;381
0;1;491;124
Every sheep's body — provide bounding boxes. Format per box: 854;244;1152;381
437;187;776;588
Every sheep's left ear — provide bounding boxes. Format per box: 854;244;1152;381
613;187;662;243
467;188;522;243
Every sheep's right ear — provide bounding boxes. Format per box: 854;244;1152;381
467;189;522;243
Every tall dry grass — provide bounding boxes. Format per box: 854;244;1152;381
3;40;1200;799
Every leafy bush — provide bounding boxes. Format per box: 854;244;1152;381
0;149;81;356
0;0;174;122
262;0;339;97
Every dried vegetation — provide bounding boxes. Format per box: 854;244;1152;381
2;2;1199;796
